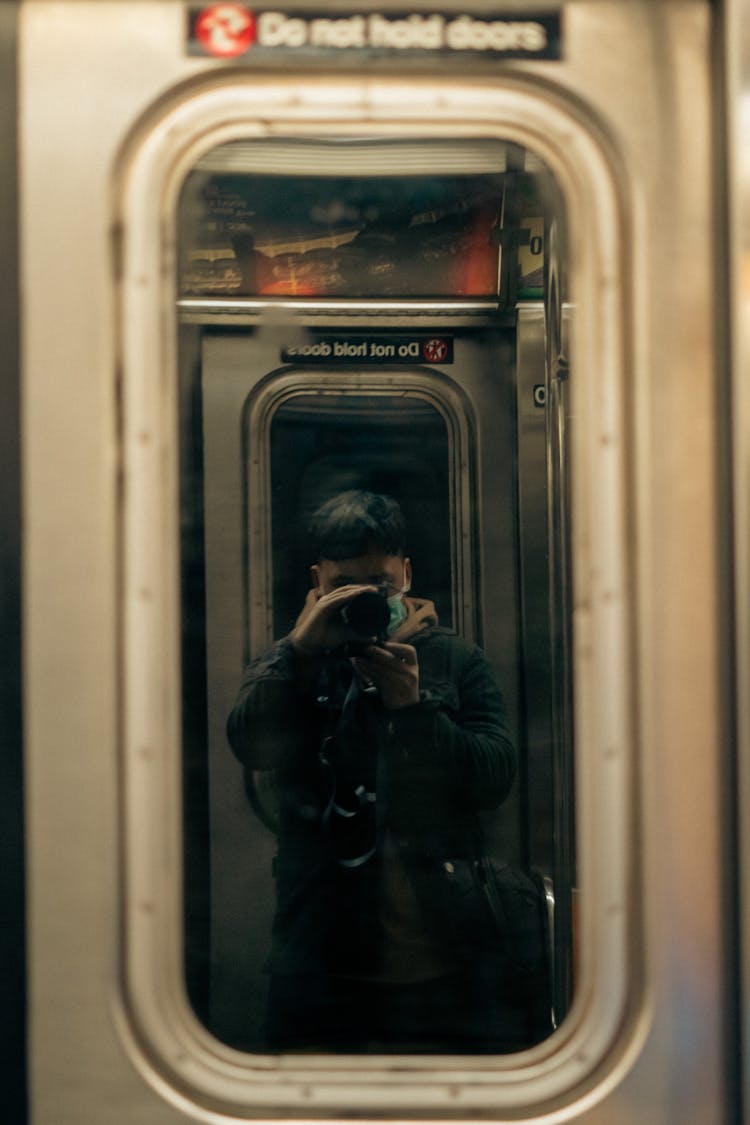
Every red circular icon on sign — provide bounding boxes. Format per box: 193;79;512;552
422;338;449;363
195;4;255;57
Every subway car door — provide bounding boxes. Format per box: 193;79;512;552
18;3;742;1124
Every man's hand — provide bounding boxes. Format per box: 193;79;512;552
290;585;380;656
352;642;419;710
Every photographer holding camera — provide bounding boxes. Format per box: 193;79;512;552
226;491;519;1053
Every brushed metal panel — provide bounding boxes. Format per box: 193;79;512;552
19;0;731;1122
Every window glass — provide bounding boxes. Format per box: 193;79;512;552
178;137;573;1055
178;140;547;300
269;393;453;637
181;170;502;296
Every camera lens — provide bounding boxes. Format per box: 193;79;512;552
341;589;390;640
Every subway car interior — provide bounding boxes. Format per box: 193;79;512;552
2;1;750;1123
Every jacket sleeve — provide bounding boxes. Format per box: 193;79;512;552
226;640;311;770
384;640;517;810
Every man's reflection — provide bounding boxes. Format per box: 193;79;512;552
227;491;520;1052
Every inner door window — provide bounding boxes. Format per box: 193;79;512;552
269;393;453;638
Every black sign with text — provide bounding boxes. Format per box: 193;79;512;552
281;335;454;364
187;5;562;61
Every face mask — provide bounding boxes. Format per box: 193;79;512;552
386;573;410;636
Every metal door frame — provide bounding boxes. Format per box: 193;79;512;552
726;0;750;1118
116;72;634;1117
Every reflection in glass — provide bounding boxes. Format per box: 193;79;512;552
177;137;573;1055
227;488;538;1053
269;394;452;637
181;171;502;297
178;141;547;300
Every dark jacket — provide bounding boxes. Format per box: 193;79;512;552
226;625;516;977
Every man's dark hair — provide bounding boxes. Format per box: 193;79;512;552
308;491;407;561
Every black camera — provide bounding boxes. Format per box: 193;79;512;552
340;587;390;644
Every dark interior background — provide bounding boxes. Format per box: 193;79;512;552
268;393;452;637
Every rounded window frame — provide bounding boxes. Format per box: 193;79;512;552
242;368;476;656
115;74;640;1118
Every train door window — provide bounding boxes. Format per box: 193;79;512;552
176;136;577;1057
118;71;636;1108
268;392;455;641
